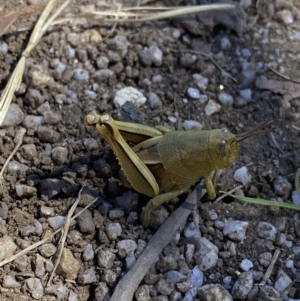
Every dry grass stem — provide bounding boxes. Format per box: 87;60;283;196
48;182;88;285
52;4;235;26
0;127;26;186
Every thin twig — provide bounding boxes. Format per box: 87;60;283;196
0;127;26;186
259;249;280;286
216;185;244;203
268;65;300;84
170;48;237;83
110;181;204;301
53;4;235;25
47;182;87;286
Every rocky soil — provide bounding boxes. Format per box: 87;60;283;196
0;0;300;300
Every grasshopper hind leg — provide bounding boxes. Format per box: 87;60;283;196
143;189;185;228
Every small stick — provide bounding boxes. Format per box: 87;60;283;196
110;181;204;301
259;249;280;286
216;184;244;203
47;182;87;286
0;127;26;186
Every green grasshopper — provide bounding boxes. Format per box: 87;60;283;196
86;114;271;227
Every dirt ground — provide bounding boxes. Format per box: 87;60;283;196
0;0;300;300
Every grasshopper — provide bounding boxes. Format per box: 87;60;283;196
86;114;272;228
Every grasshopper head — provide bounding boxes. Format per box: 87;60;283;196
209;118;273;170
208;129;239;170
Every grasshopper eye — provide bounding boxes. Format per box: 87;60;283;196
221;128;228;133
216;139;227;157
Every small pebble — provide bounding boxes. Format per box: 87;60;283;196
276;9;294;24
114;87;146;107
20;144;38;161
182;120;202;130
259;252;272;267
165;270;186;283
223;220;248;241
168;116;177;123
93;69;114;83
48;216;66;230
285;259;294;269
83;244;94;261
37;126;60;143
0;42;8;54
231;271;253;299
156;279;174;295
0;202;8;219
73;68;89;81
2;275;20;288
273;176;292;197
38;243;57;258
218;92;234;106
22;115;43;131
75;207;95;234
46;283;69;299
220;37;231;50
0;235;17;261
257;221;277;241
43;111;62;125
96;56;109;69
239;89;252;102
105;223;122;240
108;208;125;220
16;185;37;198
28;65;53;88
234;166;252;185
1;103;24;127
57;248;81;280
148;44;163;66
25;278;44;299
187;87;200;99
97;249;116;269
198;284;233;301
135;284;150;301
8;161;28;172
292;190;300;205
78;268;97;284
205;99;221;116
241;48;252;58
95;282;111;301
40;206;55;217
195;237;218;271
84;138;99;152
192;74;209;91
51;146;68;165
240;259;253;271
274;269;292;293
148;92;162;109
117;240;137;258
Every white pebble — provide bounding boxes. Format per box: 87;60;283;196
168;116;177;123
285;259;294;269
220;37;231;50
240;89;252;102
205;99;221;116
114;87;146;107
172;29;181;39
22;115;44;131
292;190;300;206
274;270;292;293
187;87;200;99
192;74;209;91
276;10;294;25
234;166;252;185
240;259;253;271
0;42;8;54
223;220;248;241
149;45;163;66
195;237;218;271
1;103;24;127
182;98;188;104
218;92;234;106
182;120;202;130
47;216;66;230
